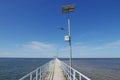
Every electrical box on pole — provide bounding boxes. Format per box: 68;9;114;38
64;35;70;42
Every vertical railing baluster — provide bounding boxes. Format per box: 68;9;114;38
41;66;43;80
36;68;38;80
79;74;81;80
70;67;71;80
30;73;32;80
39;67;41;80
73;70;75;80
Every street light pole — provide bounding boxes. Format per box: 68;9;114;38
62;4;75;80
67;12;72;67
62;4;75;67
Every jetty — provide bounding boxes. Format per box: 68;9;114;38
19;58;91;80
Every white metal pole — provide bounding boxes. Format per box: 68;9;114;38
68;12;72;80
68;12;72;67
30;73;32;80
36;69;38;80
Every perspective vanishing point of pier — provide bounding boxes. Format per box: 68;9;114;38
19;58;91;80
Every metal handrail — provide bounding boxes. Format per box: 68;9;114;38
58;59;91;80
19;58;91;80
19;59;54;80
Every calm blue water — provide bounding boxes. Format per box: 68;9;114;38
0;58;52;80
0;58;120;80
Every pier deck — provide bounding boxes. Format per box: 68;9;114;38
45;59;66;80
53;59;66;80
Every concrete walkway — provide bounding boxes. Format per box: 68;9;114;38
44;59;66;80
53;59;66;80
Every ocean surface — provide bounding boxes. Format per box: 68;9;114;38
0;58;52;80
0;58;120;80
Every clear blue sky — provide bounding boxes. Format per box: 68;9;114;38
0;0;120;58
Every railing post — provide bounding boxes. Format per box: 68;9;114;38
39;67;41;80
73;70;75;80
30;73;32;80
79;75;81;80
36;68;38;80
41;66;43;80
69;67;71;80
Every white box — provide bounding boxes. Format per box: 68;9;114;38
64;35;70;42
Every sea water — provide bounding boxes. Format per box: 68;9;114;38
0;58;51;80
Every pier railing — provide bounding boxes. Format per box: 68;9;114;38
19;59;54;80
19;58;91;80
59;59;91;80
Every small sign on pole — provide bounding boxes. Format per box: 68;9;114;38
64;35;70;42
